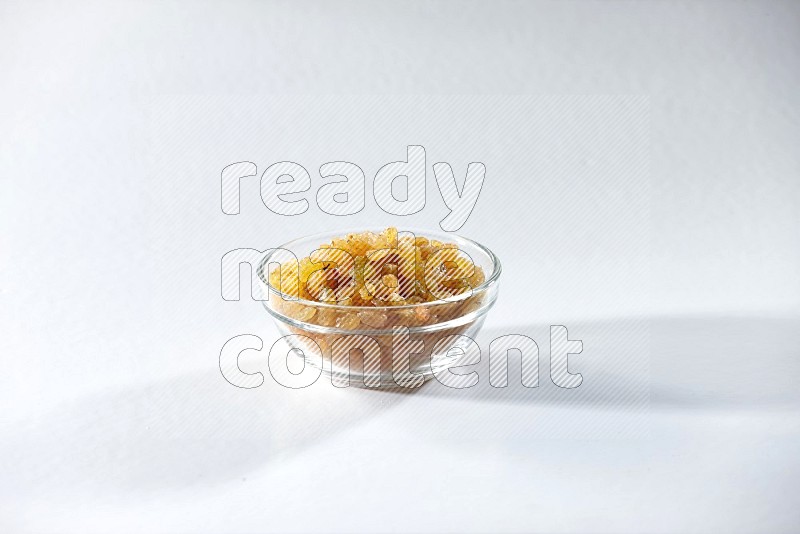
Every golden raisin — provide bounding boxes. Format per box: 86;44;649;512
268;227;487;327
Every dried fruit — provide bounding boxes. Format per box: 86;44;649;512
357;311;388;328
295;306;317;322
336;313;361;330
269;227;486;328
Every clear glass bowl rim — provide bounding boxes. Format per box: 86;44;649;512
256;226;502;311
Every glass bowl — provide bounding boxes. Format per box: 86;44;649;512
257;228;501;388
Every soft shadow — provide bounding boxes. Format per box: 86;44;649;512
2;314;796;497
0;370;409;495
405;314;800;409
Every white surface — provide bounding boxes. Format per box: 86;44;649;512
2;1;799;532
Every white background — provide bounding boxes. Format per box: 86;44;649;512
1;1;799;533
